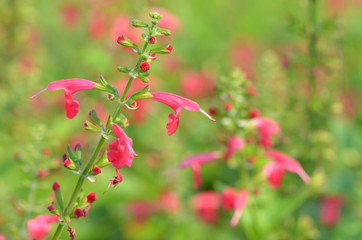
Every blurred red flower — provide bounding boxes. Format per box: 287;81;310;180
320;195;345;227
27;215;59;239
263;150;310;188
191;191;220;224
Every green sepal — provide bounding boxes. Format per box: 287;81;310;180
89;110;103;127
155;28;171;36
84;120;101;133
54;188;65;212
113;113;130;128
117;65;131;73
96;154;112;168
95;76;121;99
132;19;149;28
67;145;82;168
130;85;153;100
138;74;150;83
150;44;172;54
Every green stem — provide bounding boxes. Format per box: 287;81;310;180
308;0;317;96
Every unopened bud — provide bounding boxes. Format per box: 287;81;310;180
92;166;102;175
131;19;149;28
86;192;97;203
48;204;55;212
140;61;150;72
149;37;156;44
149;53;157;61
156;28;171;36
149;12;163;20
52;182;60;191
74;208;85;218
117;65;131;73
117;35;137;48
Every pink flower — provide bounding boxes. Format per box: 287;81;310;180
126;201;158;224
151;92;215;136
180;152;220;189
320;195;345;227
253;117;281;148
221;188;248;226
191;191;220;224
263;150;310;188
27;215;59;239
107;124;137;169
32;79;97;119
224;136;245;161
61;3;79;28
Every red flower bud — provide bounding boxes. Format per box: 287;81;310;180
149;53;157;61
149;37;156;44
140;61;150;72
37;169;48;179
64;159;72;167
92;166;102;175
166;45;174;53
74;208;85;218
48;204;55;212
248;109;260;118
86;192;97;204
224;102;233;111
52;182;60;191
117;35;125;44
83;123;88;128
209;107;218;116
246;86;257;96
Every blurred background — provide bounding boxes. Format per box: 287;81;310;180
1;0;362;239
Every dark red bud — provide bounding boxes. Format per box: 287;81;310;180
140;61;150;72
86;192;97;203
52;182;60;191
48;204;55;212
92;166;102;175
149;37;156;44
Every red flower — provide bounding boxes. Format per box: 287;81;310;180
166;44;174;53
52;182;60;191
92;166;102;175
86;192;97;204
263;150;310;188
27;215;59;239
32;79;97;119
320;195;345;227
224;136;245;161
107;124;137;169
191;191;220;224
221;188;248;226
180;152;219;189
140;61;150;72
253;117;281;148
151;92;215;135
74;208;85;218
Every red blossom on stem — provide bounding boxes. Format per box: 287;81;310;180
140;61;150;72
191;191;220;224
320;195;345;227
86;192;97;204
263;150;310;188
74;208;85;218
107;124;137;169
224;136;245;161
52;182;60;191
149;37;156;44
92;166;102;175
151;92;215;136
180;152;220;189
32;79;97;119
253;117;281;148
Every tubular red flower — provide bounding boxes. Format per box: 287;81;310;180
107;124;137;169
263;150;310;188
253;117;281;148
224;136;245;161
151;92;215;135
180;152;220;189
320;195;345;227
191;191;220;224
32;79;97;119
230;190;248;227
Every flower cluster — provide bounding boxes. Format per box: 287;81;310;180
179;69;310;227
31;12;215;239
